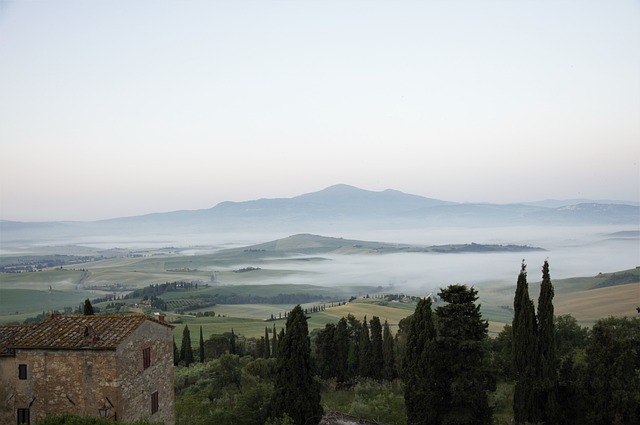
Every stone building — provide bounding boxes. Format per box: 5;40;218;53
0;314;174;425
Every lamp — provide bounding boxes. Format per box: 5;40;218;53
98;403;110;418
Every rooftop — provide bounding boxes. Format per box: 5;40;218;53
0;314;171;351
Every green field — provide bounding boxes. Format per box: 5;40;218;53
1;235;637;334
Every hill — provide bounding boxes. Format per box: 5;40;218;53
1;184;638;244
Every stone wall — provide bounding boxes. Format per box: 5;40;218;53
14;349;118;423
0;356;17;425
116;320;175;425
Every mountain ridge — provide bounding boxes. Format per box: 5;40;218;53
1;185;638;244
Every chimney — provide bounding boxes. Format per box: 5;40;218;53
158;314;165;323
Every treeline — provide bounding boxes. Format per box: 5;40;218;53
172;260;639;425
124;281;203;299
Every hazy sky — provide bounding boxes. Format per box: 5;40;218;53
1;0;638;221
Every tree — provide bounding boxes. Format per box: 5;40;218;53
272;323;278;358
403;296;438;425
584;316;640;425
83;298;94;316
173;337;180;366
264;327;271;359
536;260;558;423
271;305;323;425
369;316;384;380
382;319;397;381
180;325;194;366
512;261;539;424
334;317;350;384
230;328;237;355
199;326;205;363
434;284;492;425
555;314;589;359
358;317;372;378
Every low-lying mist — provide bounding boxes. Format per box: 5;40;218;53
211;225;640;295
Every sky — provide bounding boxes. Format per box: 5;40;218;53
0;0;638;222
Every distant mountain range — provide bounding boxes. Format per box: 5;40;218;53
1;184;639;244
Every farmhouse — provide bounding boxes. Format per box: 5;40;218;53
0;314;174;425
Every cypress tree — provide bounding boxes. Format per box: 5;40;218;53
199;325;205;362
230;328;237;355
271;305;323;425
173;337;180;366
334;317;350;384
537;259;557;423
358;317;372;378
512;261;539;424
403;296;438;425
264;327;271;358
180;324;194;366
272;323;278;358
369;316;384;380
83;298;94;315
382;320;397;380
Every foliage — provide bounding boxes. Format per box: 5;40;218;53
403;296;437;425
583;316;640;425
369;316;384;380
536;260;558;424
83;298;94;316
434;284;493;425
554;314;589;359
348;379;406;425
512;261;538;424
271;305;323;425
180;324;194;366
382;319;397;380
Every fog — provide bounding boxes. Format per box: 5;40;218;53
3;224;637;297
210;225;639;295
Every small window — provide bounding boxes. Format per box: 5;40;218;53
17;408;30;425
143;347;151;369
18;364;27;380
151;391;159;415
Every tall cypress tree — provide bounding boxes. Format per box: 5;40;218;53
334;317;350;384
369;316;384;380
180;324;194;367
537;259;557;423
403;296;438;425
358;317;372;378
173;336;180;366
382;320;397;381
264;327;271;359
199;325;205;363
230;328;237;355
512;261;539;424
272;323;278;358
271;305;323;425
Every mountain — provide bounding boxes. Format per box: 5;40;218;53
1;185;638;245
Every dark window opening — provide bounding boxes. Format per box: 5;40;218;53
143;347;151;370
17;408;30;425
18;364;27;380
151;391;159;415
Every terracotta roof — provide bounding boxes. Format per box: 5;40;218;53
0;325;32;355
3;314;170;350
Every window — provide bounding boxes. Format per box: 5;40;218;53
17;408;30;425
143;347;151;370
18;364;27;380
151;391;159;415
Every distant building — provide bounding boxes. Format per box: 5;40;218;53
0;314;174;425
